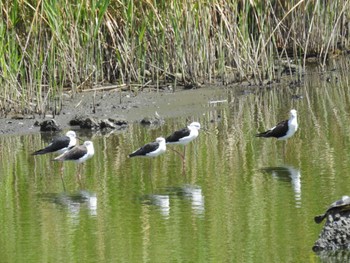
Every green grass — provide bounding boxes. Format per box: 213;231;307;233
1;0;350;114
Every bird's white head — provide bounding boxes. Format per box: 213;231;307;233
66;130;77;138
84;141;94;149
290;109;297;118
82;141;95;159
155;137;166;144
84;141;95;155
189;122;201;130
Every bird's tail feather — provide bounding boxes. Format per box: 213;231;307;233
314;214;325;224
32;149;46;155
256;132;268;137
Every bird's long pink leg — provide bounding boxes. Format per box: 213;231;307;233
169;148;185;161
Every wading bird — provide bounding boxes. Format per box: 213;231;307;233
129;137;166;158
54;141;95;164
53;141;95;182
165;122;201;160
256;109;298;140
32;130;77;155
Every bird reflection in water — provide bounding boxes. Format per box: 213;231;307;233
140;184;205;218
166;184;205;216
260;166;301;208
140;194;170;218
39;190;97;220
180;185;205;215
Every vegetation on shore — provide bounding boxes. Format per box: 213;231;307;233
1;0;350;114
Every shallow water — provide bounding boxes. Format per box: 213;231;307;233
2;64;350;262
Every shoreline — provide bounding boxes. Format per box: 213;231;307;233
0;87;227;136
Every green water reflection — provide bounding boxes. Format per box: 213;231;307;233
3;68;350;262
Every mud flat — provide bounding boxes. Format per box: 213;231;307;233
0;86;228;135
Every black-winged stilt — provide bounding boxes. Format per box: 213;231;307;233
54;141;95;163
53;141;95;183
129;137;166;158
32;130;77;155
165;122;201;160
256;109;298;140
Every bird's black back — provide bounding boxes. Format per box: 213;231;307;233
32;136;70;155
129;142;159;157
256;119;288;138
166;128;190;143
55;145;86;161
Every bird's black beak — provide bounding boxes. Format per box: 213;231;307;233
77;137;84;143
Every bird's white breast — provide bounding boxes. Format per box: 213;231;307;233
279;117;298;140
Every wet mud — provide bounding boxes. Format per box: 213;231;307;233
0;87;227;135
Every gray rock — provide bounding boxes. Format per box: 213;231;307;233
99;119;116;129
69;115;128;130
140;115;164;127
79;117;100;129
313;210;350;252
69;115;86;126
38;119;61;132
109;118;128;127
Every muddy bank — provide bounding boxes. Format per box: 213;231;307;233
0;87;228;136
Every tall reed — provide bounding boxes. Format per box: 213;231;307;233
1;0;349;114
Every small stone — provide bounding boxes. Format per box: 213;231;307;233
109;118;128;126
69;115;86;126
11;114;24;120
140;115;164;126
328;215;334;223
39;119;61;132
99;119;116;129
69;115;128;130
80;117;99;129
140;117;152;125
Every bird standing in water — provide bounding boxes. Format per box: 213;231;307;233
54;141;95;163
256;109;298;140
32;130;77;155
256;109;298;156
165;122;201;161
53;141;95;182
129;137;166;158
